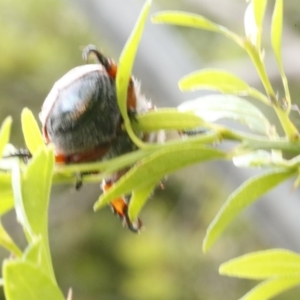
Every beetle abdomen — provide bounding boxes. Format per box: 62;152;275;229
46;69;120;155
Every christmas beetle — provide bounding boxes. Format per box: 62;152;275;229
39;44;161;232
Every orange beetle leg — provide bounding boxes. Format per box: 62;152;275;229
102;180;142;233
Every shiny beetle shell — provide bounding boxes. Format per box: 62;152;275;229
37;45;165;232
39;64;121;157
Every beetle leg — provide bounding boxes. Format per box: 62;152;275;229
75;173;83;190
127;78;137;111
102;180;142;233
127;107;138;121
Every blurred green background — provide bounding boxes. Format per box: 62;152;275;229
1;0;300;299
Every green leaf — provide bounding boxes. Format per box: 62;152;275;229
151;11;242;46
152;11;222;31
21;108;44;155
233;151;274;168
3;260;64;300
58;133;220;177
94;144;226;210
0;173;14;216
253;0;267;29
239;277;300;300
180;69;249;93
179;69;268;105
271;0;291;109
0;117;12;157
116;0;151;148
244;0;267;48
0;222;22;257
128;180;159;221
11;161;28;232
135;109;205;132
203;169;296;252
23;238;43;265
22;147;54;239
21;147;55;281
220;249;300;279
178;95;271;135
271;0;283;73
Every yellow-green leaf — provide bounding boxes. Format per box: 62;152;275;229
0;173;14;216
244;0;267;48
21;108;44;155
178;95;271;135
3;260;64;300
179;69;268;104
21;147;55;281
135;109;205;132
116;0;151;148
94;144;225;210
271;0;283;73
128;180;159;221
239;277;300;300
152;11;243;46
180;69;250;93
203;169;296;252
220;249;300;279
0;117;12;157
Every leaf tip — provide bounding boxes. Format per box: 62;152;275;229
202;236;211;254
93;198;106;211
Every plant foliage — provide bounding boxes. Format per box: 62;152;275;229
0;0;300;299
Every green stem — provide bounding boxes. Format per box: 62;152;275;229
244;41;299;139
54;132;220;176
245;41;276;101
220;127;300;153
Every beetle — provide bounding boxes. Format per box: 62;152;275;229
39;44;163;232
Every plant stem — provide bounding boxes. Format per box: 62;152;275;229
244;41;299;140
220;127;300;153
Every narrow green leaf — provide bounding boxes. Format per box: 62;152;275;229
11;161;30;234
233;151;273;168
244;0;267;48
23;238;43;265
253;0;267;29
94;144;225;210
271;0;291;110
151;11;243;46
178;95;271;135
128;179;159;221
271;0;283;73
0;222;22;257
3;260;64;300
239;277;300;300
22;147;54;238
58;133;220;177
21;108;44;155
152;11;222;31
116;0;151;148
0;117;12;157
180;69;249;93
179;69;269;105
22;147;55;282
135;109;205;132
0;173;14;216
203;169;296;252
220;249;300;279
